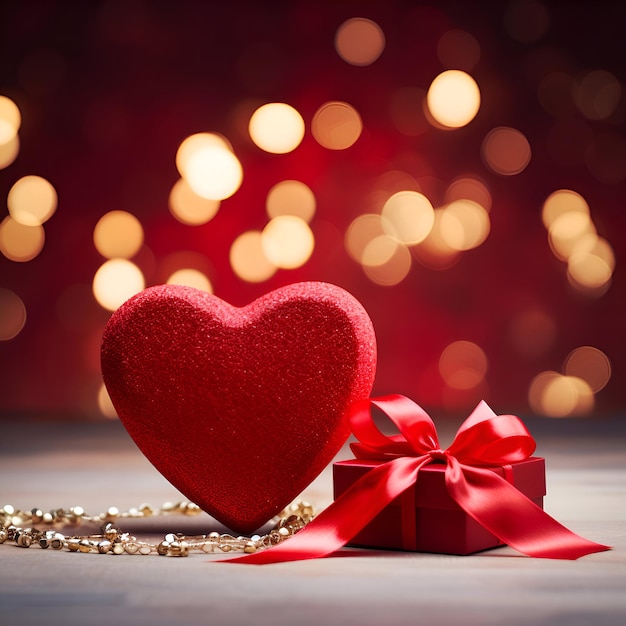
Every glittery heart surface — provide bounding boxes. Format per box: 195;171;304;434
101;282;376;533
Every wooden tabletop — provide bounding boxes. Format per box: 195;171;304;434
1;417;624;625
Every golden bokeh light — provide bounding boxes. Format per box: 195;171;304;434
0;95;21;143
440;200;490;251
437;29;481;71
363;243;412;286
345;213;390;263
360;234;400;267
381;191;435;245
542;189;614;295
261;215;314;269
93;210;144;259
426;70;481;129
575;70;621;121
0;288;26;341
166;268;213;293
169;178;220;225
439;340;488;390
564;346;611;393
229;230;277;283
334;17;385;66
182;141;243;201
570;234;615;270
548;211;595;262
0;134;20;169
176;133;230;171
0;216;45;262
248;102;305;154
529;372;594;417
311;101;363;150
7;175;58;226
445;177;492;212
567;250;613;291
481;127;531;175
98;383;118;419
92;259;145;311
266;180;316;223
541;189;589;229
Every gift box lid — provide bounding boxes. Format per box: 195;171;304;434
333;457;546;511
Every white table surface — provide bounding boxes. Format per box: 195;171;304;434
1;416;624;625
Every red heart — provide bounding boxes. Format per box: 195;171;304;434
101;282;376;533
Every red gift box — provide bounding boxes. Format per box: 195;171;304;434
333;456;546;555
231;395;607;564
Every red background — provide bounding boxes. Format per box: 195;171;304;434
1;0;624;418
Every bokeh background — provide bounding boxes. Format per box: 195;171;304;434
0;0;624;420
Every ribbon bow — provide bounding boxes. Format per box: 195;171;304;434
227;395;609;564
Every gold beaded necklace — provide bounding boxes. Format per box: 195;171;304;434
0;500;314;557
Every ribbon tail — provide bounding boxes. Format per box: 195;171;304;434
221;456;430;564
445;460;610;560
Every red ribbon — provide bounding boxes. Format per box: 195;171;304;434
226;395;610;564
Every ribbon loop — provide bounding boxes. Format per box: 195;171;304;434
447;412;536;466
349;394;439;458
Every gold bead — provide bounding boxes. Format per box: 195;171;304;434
167;541;189;557
219;543;232;552
50;534;64;549
67;506;84;524
138;503;154;517
139;544;152;555
208;531;220;540
67;539;80;552
42;512;53;524
78;539;92;553
0;528;8;543
106;507;119;519
184;502;201;516
112;542;125;555
278;527;290;538
16;532;33;548
124;542;139;554
30;508;44;523
243;541;257;554
103;523;119;541
156;541;169;555
97;540;112;554
2;505;15;516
